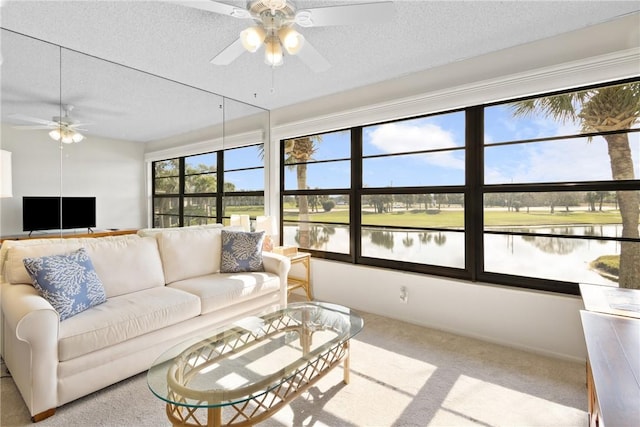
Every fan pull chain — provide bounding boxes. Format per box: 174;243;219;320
270;66;276;95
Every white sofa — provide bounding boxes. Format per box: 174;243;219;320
0;225;291;422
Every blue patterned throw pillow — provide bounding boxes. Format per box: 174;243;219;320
23;247;107;321
220;230;265;273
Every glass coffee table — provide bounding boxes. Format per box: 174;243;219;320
147;302;364;427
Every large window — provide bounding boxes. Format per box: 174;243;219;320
360;112;466;272
222;145;266;219
482;82;640;291
153;144;264;227
282;130;351;255
153;159;181;228
281;80;640;294
184;153;217;225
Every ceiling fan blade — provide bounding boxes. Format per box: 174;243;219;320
297;40;331;73
166;1;251;19
12;125;54;130
295;1;394;27
210;38;246;65
8;113;56;126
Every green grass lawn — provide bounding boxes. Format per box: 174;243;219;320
225;206;267;216
283;207;623;228
591;255;620;277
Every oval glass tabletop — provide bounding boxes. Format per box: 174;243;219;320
147;301;364;408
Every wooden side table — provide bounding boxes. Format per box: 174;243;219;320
287;252;312;300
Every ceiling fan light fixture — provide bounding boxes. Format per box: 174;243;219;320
60;134;75;144
49;128;61;141
240;26;266;53
278;27;305;55
49;126;83;144
264;38;283;66
71;132;84;143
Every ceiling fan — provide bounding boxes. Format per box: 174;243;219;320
10;105;89;143
170;0;394;71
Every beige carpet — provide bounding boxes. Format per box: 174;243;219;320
1;310;587;427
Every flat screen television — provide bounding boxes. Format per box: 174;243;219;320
22;196;96;232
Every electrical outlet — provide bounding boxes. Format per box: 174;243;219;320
399;286;408;303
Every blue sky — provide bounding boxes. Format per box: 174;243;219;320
186;145;265;192
288;105;640;189
188;105;640;191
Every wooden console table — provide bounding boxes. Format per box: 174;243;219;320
0;229;138;244
580;310;640;427
579;284;640;427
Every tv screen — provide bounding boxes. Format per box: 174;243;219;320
62;197;96;229
22;197;61;232
22;196;96;232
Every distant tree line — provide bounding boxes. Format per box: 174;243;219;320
484;191;617;213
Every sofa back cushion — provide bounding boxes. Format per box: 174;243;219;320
156;227;223;284
5;240;84;285
82;236;165;297
0;238;36;281
137;223;223;238
3;235;165;298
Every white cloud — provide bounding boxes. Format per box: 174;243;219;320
367;122;464;170
486;133;640;184
367;113;639;184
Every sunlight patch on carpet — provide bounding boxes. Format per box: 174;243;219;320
435;374;586;426
351;340;438;395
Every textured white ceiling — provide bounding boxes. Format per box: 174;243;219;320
1;0;639;142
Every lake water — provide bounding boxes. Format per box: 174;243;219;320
283;224;631;286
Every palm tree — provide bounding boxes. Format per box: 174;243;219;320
512;82;640;288
284;136;321;248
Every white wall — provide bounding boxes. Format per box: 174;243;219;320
0;124;146;236
311;259;586;361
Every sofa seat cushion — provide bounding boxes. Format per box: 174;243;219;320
58;287;201;361
168;272;280;315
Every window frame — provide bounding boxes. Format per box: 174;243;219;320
152;143;265;227
279;78;640;296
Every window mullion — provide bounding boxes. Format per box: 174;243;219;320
352;127;362;263
279;139;285;240
466;106;483;281
217;151;224;223
179;157;185;227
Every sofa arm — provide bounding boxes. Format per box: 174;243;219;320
262;252;291;306
2;283;59;419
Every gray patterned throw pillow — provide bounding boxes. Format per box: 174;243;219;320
220;230;265;273
23;247;107;321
